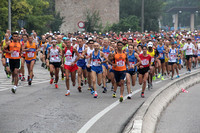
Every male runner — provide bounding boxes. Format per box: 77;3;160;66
4;32;22;93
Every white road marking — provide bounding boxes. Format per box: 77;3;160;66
0;80;49;92
77;89;141;133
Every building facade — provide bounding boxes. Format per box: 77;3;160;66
55;0;119;33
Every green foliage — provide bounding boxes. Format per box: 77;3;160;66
109;15;140;33
120;0;164;32
84;9;103;32
0;0;63;36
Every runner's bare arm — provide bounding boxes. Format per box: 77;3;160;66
101;52;107;63
134;53;141;67
73;48;80;63
3;41;12;53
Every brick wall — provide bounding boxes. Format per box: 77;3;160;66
55;0;119;33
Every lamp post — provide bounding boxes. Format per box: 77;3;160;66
141;0;144;33
8;0;11;32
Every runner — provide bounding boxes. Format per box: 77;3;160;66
147;42;156;89
83;39;94;90
156;38;166;80
19;34;28;81
166;42;179;80
38;35;46;68
101;38;113;93
23;35;38;85
111;41;130;102
76;38;87;92
47;40;62;88
182;38;195;73
62;38;80;96
0;33;11;78
138;45;151;98
3;32;22;93
56;35;65;80
87;42;107;98
126;45;141;99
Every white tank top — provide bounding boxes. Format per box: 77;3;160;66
86;47;94;65
49;46;61;62
64;49;75;65
168;48;177;63
197;43;200;55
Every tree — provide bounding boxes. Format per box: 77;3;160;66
109;15;140;33
120;0;164;32
84;9;103;32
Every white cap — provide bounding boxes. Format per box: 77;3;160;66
72;38;76;41
148;42;153;47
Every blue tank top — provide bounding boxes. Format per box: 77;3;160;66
127;50;137;71
77;46;85;64
92;51;102;67
157;45;165;59
102;46;110;58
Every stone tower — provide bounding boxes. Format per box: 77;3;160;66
55;0;119;33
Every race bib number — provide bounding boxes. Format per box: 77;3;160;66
51;55;59;61
129;62;135;66
104;52;109;57
117;60;125;67
11;51;19;57
27;52;34;58
65;55;72;62
141;59;149;65
159;53;163;58
93;59;100;66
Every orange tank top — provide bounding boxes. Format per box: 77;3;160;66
7;41;21;59
25;41;37;60
113;52;127;71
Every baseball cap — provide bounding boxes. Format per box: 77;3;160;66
63;37;69;40
123;37;127;41
147;42;153;47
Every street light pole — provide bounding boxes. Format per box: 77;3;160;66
8;0;11;32
141;0;144;33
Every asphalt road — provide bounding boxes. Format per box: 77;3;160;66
0;58;199;133
156;83;200;133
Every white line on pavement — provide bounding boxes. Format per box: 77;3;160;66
0;80;49;92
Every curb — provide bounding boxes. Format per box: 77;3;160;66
123;70;200;133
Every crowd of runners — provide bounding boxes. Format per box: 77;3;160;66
1;29;200;102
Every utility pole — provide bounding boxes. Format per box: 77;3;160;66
141;0;144;33
8;0;11;32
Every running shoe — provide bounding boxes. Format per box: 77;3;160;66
176;75;180;78
90;88;94;95
65;91;70;96
141;93;145;98
157;73;161;79
21;76;25;81
55;84;58;89
11;86;17;94
88;87;91;90
77;86;82;92
102;88;107;93
153;76;156;81
161;76;164;80
94;93;98;98
61;74;64;80
112;93;116;98
50;78;54;84
171;77;173;80
127;94;131;99
119;96;123;102
62;77;64;81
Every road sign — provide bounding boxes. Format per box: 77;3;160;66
78;21;85;28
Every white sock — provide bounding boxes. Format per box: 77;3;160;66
67;90;70;93
94;91;97;94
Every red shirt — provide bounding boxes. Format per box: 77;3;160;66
139;54;151;68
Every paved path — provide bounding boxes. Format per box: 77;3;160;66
156;83;200;133
0;58;199;133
